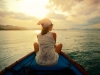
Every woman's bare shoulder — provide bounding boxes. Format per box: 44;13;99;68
51;32;56;34
51;32;56;36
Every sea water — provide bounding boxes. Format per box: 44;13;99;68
0;30;100;75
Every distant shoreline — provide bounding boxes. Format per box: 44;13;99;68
0;25;100;30
0;29;100;31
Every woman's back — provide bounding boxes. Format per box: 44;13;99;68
38;32;55;51
35;32;59;66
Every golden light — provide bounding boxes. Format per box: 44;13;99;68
35;30;41;34
7;0;49;19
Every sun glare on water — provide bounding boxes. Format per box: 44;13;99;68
8;0;49;19
35;30;41;34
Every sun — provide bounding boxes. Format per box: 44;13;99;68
7;0;49;19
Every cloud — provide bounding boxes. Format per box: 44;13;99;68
0;0;7;10
46;0;83;12
70;16;100;29
84;0;100;5
46;11;67;19
46;0;100;29
0;10;39;28
75;1;100;15
47;0;100;15
88;16;100;25
0;0;38;21
90;23;100;28
13;13;38;20
0;10;38;20
0;16;5;24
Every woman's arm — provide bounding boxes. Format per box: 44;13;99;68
52;32;57;48
52;32;56;43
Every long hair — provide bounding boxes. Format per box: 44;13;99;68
41;27;49;35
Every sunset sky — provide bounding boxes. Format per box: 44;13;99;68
0;0;100;29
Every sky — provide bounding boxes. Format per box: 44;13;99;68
0;0;100;29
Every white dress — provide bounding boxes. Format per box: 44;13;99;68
35;32;59;66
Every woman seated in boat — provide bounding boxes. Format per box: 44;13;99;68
34;18;62;66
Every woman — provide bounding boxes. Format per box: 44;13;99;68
34;18;62;66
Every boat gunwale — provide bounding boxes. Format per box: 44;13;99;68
61;51;89;75
0;51;35;75
0;51;89;75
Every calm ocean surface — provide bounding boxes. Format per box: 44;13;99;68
0;30;100;75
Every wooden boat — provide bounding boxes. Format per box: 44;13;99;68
0;51;89;75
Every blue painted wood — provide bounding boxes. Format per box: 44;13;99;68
3;52;84;75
